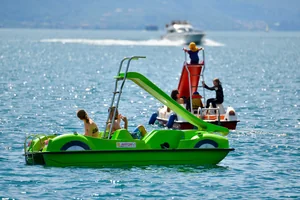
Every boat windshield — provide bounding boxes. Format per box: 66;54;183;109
177;27;193;33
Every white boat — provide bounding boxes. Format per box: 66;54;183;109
162;21;205;44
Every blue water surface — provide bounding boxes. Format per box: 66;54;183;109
0;29;299;199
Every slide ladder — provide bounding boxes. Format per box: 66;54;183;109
103;56;146;139
178;50;206;107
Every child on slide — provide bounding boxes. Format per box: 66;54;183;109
183;42;203;64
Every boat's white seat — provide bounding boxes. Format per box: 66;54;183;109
216;104;226;114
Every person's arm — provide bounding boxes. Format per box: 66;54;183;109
205;85;216;91
202;81;215;91
121;116;128;129
183;48;188;52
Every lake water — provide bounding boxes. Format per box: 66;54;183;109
0;29;299;199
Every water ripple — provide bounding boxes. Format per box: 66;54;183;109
0;30;299;199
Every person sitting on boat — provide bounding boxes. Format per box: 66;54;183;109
171;89;184;104
167;89;185;112
77;109;99;138
183;42;203;64
202;78;224;109
192;91;204;110
42;110;99;147
107;107;147;139
107;106;128;133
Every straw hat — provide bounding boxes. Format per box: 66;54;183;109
189;42;198;52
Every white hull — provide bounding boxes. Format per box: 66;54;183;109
155;105;239;130
162;32;205;44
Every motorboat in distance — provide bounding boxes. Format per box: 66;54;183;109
162;20;205;44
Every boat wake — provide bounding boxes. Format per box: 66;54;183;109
203;39;225;47
40;38;183;46
40;38;224;47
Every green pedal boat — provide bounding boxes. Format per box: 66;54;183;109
24;56;234;167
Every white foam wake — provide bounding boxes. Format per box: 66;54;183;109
203;38;225;47
40;38;224;47
40;38;183;46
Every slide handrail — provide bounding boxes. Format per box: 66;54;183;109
201;50;206;104
184;60;193;112
103;56;146;139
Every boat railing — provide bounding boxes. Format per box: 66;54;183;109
184;52;193;112
198;107;221;125
201;50;206;104
103;56;146;139
24;134;48;164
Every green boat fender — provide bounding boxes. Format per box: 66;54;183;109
44;133;95;151
143;129;184;149
177;131;229;149
181;130;200;139
111;129;134;140
42;130;152;151
194;133;229;148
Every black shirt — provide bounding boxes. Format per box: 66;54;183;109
204;84;224;103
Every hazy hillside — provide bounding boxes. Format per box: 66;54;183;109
0;0;299;30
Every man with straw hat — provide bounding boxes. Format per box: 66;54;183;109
183;42;203;64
